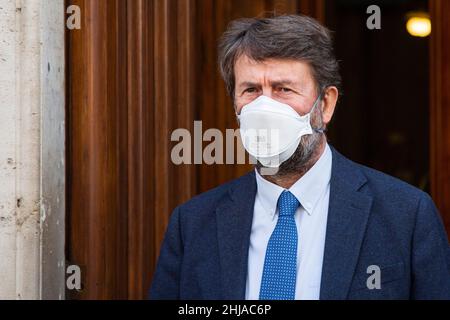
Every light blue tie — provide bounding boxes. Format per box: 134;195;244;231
259;190;299;300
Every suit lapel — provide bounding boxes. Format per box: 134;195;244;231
214;148;373;300
320;148;373;299
216;171;256;299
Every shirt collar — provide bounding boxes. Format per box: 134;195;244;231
255;168;285;219
255;143;333;218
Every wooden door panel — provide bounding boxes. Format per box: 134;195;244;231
66;0;333;299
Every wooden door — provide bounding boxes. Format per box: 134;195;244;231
66;0;198;299
66;0;324;300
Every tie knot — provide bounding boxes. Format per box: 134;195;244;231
277;190;299;217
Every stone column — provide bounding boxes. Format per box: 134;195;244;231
0;0;65;299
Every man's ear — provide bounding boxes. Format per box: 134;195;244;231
321;86;339;125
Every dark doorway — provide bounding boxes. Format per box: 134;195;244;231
326;0;430;191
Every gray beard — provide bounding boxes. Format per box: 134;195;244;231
256;101;325;178
256;131;324;177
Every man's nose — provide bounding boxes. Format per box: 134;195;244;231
261;88;274;99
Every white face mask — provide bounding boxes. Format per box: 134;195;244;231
237;95;323;168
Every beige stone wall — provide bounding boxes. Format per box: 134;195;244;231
0;0;65;299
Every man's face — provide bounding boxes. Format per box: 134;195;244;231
233;54;328;177
234;54;319;115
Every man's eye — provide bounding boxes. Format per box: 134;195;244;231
244;88;257;94
279;87;292;93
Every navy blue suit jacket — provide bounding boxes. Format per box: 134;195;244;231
150;147;450;299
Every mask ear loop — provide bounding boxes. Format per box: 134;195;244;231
311;90;327;134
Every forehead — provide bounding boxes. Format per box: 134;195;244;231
234;54;314;84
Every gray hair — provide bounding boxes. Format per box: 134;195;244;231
218;14;341;100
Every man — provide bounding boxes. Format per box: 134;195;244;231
150;15;450;300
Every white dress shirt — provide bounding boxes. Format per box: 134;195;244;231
245;143;332;300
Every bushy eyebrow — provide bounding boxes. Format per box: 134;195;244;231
236;81;261;90
236;79;299;90
270;80;298;87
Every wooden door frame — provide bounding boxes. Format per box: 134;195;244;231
430;0;450;237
